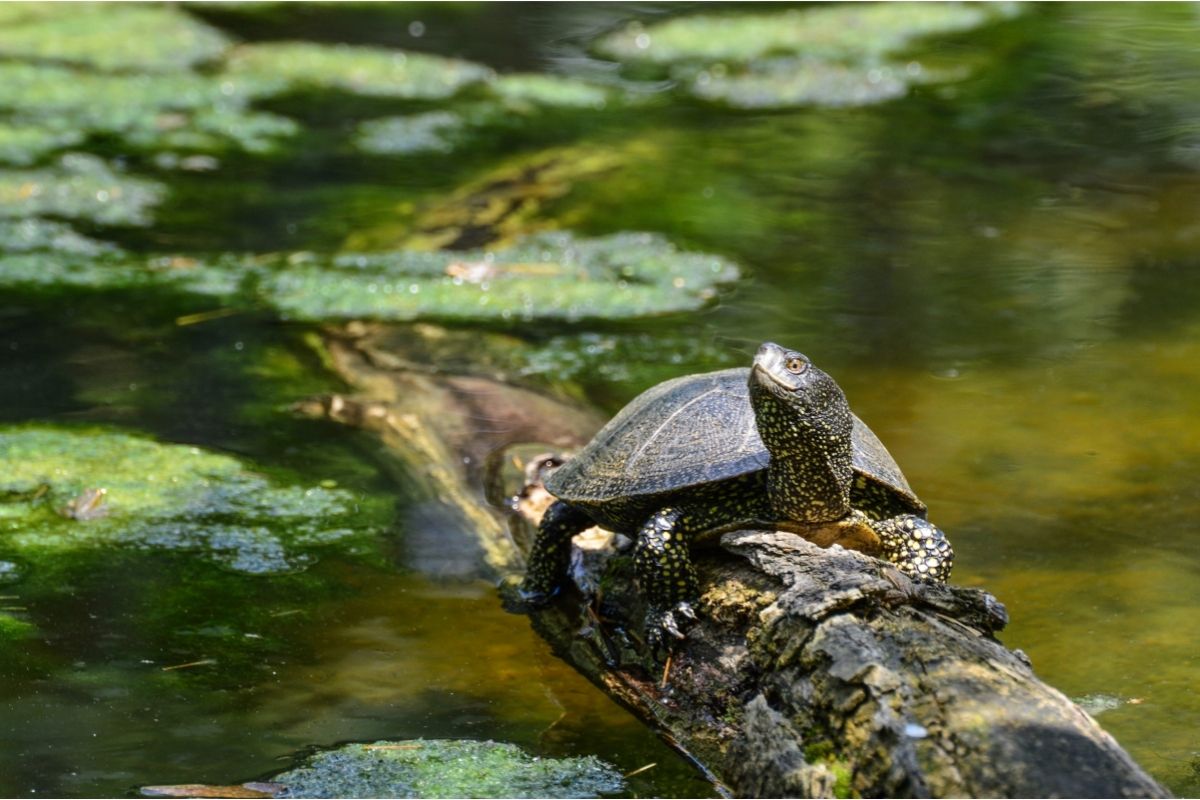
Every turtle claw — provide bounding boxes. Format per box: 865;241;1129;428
645;601;697;650
498;574;559;613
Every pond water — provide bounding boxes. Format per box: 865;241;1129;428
2;2;1199;797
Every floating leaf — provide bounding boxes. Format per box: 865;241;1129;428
0;425;387;575
222;41;494;100
0;3;230;72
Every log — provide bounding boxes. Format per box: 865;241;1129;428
300;323;1168;799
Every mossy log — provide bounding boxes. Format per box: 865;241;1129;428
300;322;1168;799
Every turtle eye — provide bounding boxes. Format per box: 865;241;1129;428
785;356;807;374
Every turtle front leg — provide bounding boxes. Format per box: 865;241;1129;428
873;515;954;583
520;500;594;603
634;507;700;648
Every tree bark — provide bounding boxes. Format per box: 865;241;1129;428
300;323;1168;799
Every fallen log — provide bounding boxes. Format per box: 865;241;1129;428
300;322;1168;799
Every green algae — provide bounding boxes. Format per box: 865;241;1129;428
519;330;738;390
0;3;230;72
0;426;386;575
222;41;494;100
354;76;614;157
0;121;83;166
0;61;296;154
258;231;739;323
0;614;35;641
596;3;1012;66
0;219;117;255
0;252;243;297
0;230;736;326
271;739;624;799
491;73;613;110
690;59;916;110
357;111;466;156
363;144;635;252
0;154;164;226
594;2;1019;108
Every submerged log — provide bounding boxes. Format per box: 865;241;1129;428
301;323;1168;799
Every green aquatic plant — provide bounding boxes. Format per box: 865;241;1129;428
0;218;117;255
0;230;737;325
356;111;467;156
0;61;295;154
270;739;625;799
0;252;242;297
0;3;230;72
222;41;494;100
0;121;83;166
690;59;915;110
358;144;635;251
490;73;613;110
355;76;614;157
594;2;1019;108
259;231;739;323
0;426;387;575
596;3;1012;66
0;153;164;226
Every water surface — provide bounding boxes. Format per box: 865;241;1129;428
2;3;1199;796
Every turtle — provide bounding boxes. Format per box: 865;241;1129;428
519;342;954;647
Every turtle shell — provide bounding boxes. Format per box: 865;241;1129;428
545;367;923;513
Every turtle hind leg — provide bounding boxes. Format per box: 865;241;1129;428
520;500;594;604
634;507;701;649
873;515;954;583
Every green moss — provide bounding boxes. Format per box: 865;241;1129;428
258;231;739;323
594;2;1020;108
830;760;854;799
271;739;624;799
0;3;230;72
0;425;387;575
0;154;164;226
222;41;494;100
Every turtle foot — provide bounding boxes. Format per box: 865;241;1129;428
875;515;954;584
499;574;560;613
645;601;698;650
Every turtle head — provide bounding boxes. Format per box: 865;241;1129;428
749;342;854;522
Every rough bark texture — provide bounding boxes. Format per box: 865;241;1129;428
301;323;1169;799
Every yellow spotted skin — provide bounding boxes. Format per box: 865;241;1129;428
519;344;955;647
